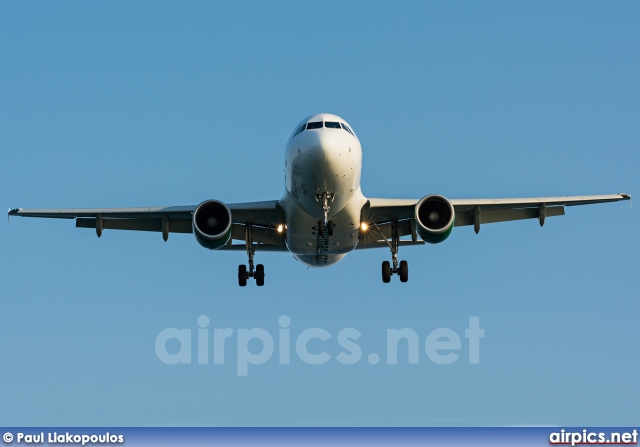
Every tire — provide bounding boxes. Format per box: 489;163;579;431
318;221;324;237
255;264;265;287
382;261;391;283
399;260;408;283
328;221;334;236
238;264;247;287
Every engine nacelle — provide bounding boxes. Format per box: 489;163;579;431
415;195;455;244
192;200;232;250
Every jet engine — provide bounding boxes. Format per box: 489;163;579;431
415;195;455;244
192;200;233;249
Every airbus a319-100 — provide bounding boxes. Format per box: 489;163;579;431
9;113;630;286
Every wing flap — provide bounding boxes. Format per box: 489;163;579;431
356;240;424;250
73;218;285;247
228;201;284;226
357;218;413;246
361;199;414;224
222;244;288;252
450;194;630;212
454;205;565;227
76;217;193;233
231;223;285;247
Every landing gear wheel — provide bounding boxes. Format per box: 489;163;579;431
238;264;247;287
318;221;324;237
382;261;391;283
328;221;334;236
255;264;265;287
399;260;409;283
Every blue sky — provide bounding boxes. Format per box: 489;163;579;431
1;1;638;426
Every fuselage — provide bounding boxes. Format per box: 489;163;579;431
279;113;367;267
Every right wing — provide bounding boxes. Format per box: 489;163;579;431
357;193;631;246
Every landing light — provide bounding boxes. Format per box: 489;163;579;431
360;222;369;232
277;224;285;233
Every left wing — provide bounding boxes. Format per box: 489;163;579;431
8;201;287;250
357;193;631;246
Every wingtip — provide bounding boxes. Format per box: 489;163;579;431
619;193;632;209
8;208;16;224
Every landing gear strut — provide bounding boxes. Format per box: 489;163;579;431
374;219;409;283
238;224;265;287
316;191;334;237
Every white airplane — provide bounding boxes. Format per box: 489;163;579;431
9;113;631;286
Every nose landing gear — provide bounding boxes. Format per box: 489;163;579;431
316;191;334;237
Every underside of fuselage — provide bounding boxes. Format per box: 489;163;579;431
281;190;363;267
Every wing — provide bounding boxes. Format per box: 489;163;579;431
357;193;631;246
8;201;287;250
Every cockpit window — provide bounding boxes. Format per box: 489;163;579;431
306;121;323;129
293;123;306;137
293;120;356;137
341;123;355;136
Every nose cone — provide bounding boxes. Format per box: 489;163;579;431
306;129;345;168
296;129;355;191
288;128;360;219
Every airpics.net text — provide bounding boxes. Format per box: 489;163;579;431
155;316;484;376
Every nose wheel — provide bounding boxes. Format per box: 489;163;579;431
238;224;265;287
316;191;334;237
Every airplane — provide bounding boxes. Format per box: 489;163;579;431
8;113;631;286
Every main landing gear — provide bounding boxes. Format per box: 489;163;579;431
316;191;334;237
375;219;409;283
238;224;265;287
381;260;408;283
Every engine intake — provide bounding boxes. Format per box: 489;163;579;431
192;200;232;249
415;195;455;244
